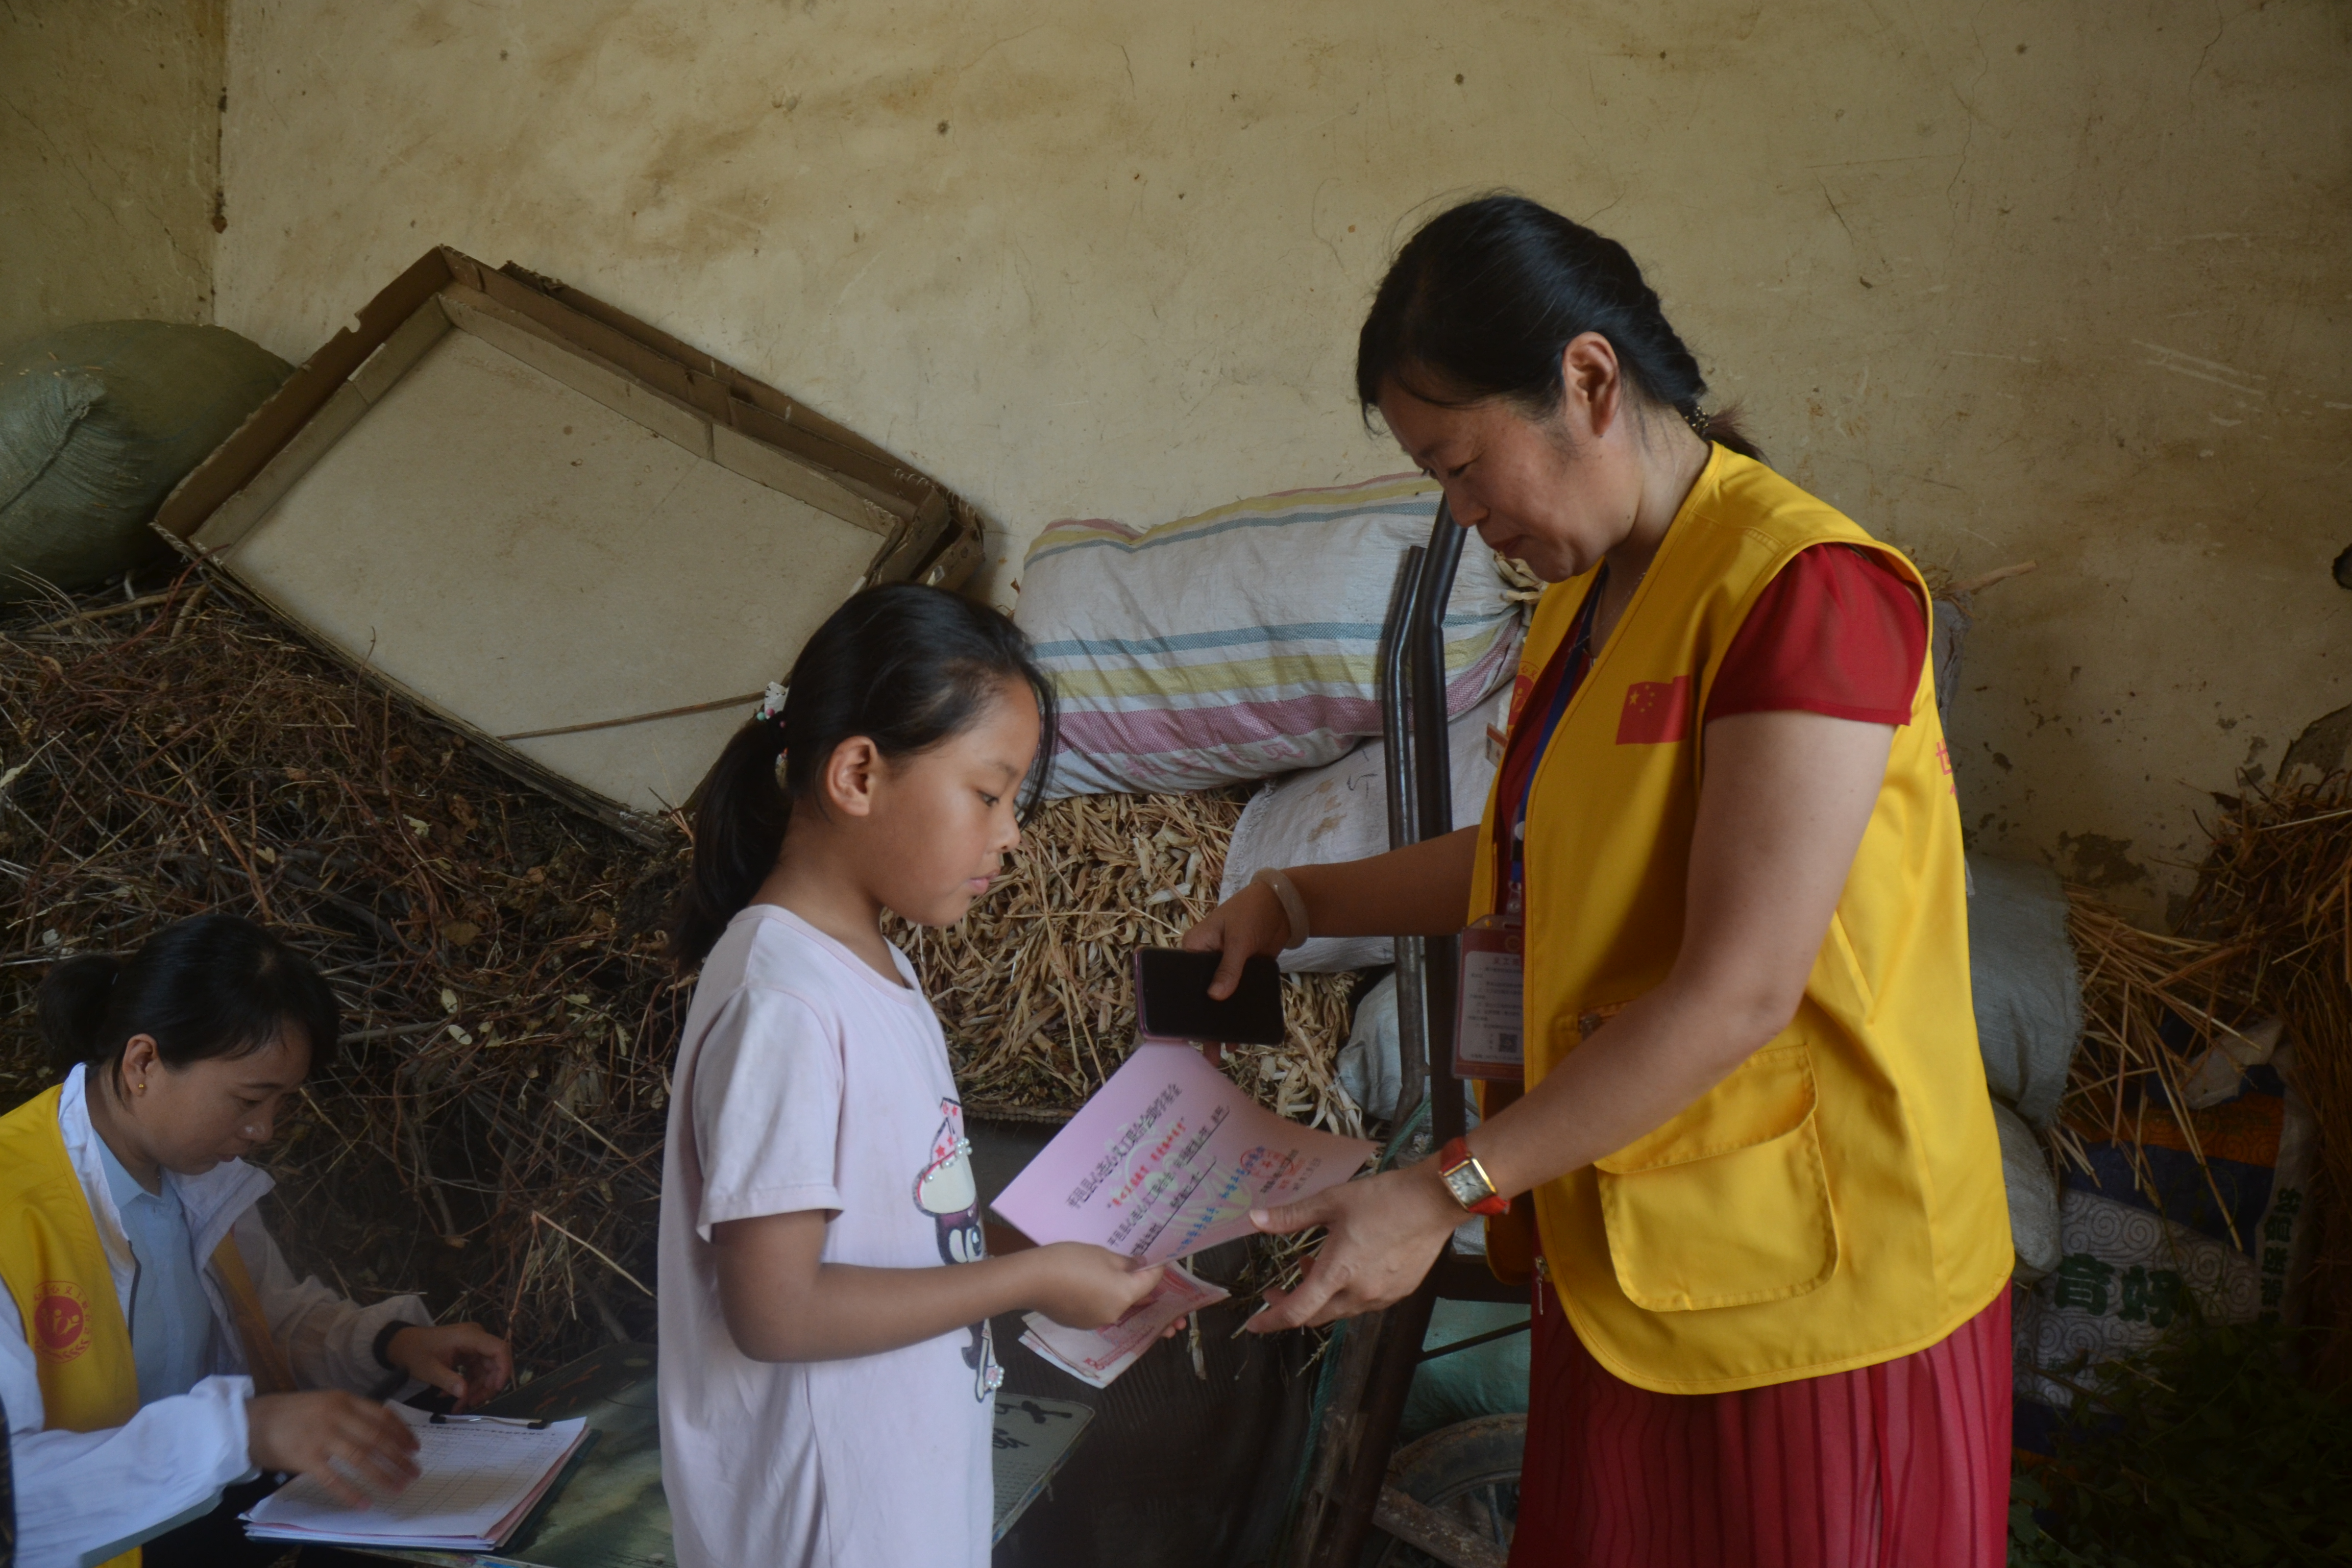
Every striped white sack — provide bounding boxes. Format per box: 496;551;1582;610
1016;475;1526;797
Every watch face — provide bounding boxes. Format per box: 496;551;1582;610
1441;1164;1485;1210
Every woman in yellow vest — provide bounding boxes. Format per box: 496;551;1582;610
1187;196;2013;1566
1;914;511;1568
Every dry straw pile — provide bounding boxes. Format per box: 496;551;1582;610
2057;773;2351;1378
2176;776;2352;1376
890;792;1363;1136
0;574;685;1370
1;574;1365;1369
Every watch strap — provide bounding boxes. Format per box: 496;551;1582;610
1438;1136;1509;1217
372;1318;418;1372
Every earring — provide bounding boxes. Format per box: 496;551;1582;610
134;1080;146;1094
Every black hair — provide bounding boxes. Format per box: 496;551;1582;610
1357;193;1764;463
670;582;1058;971
36;914;341;1082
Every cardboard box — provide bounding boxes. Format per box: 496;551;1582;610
155;247;985;829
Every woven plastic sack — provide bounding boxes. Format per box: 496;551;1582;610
1220;683;1510;972
1018;476;1526;796
2012;1043;2318;1423
1966;856;2083;1130
1401;1300;1530;1443
0;322;290;603
1993;1099;2062;1283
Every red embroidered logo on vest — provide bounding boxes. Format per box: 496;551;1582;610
1615;677;1692;744
32;1280;91;1363
1505;668;1537;730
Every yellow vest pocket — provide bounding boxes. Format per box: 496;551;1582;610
1592;1045;1840;1311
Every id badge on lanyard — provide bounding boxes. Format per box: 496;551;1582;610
1453;912;1525;1081
1458;577;1596;1085
1459;712;1537;1083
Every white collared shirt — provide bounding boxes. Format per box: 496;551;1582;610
93;1135;216;1407
1;1065;431;1568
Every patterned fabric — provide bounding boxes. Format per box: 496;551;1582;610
1016;476;1525;795
1511;1283;2013;1568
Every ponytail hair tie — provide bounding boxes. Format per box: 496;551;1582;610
756;682;792;787
1682;404;1712;440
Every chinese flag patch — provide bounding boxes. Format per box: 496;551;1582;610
1615;676;1693;744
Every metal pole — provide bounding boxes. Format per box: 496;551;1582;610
1409;502;1469;1148
1379;547;1429;1131
1281;546;1431;1568
1289;503;1467;1568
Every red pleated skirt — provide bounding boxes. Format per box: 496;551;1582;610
1509;1280;2012;1568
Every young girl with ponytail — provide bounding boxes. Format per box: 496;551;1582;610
0;914;511;1568
656;584;1163;1568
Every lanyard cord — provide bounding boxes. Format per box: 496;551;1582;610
1498;567;1609;909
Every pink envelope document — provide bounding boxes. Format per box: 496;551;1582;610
992;1043;1377;1265
1019;1262;1230;1389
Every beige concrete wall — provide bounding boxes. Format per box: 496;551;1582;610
0;0;226;347
214;0;2349;919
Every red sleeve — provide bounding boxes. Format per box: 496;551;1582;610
1706;544;1927;726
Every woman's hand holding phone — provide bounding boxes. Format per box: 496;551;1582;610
1178;882;1293;1000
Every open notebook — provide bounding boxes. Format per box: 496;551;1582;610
242;1402;589;1551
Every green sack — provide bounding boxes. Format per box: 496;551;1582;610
0;321;292;603
1402;1298;1531;1443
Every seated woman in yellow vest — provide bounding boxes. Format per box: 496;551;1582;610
1;914;511;1568
1187;197;2013;1567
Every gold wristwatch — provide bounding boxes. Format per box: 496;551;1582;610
1438;1137;1509;1216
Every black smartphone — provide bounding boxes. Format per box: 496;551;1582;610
1133;948;1287;1045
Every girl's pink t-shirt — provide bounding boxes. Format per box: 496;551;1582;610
658;904;995;1568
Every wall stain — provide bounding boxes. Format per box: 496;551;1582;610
203;0;2350;929
2281;702;2352;780
2055;830;2149;890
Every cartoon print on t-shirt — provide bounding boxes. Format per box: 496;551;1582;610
916;1097;1001;1400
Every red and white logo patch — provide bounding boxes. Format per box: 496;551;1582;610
32;1280;91;1363
1504;668;1537;731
